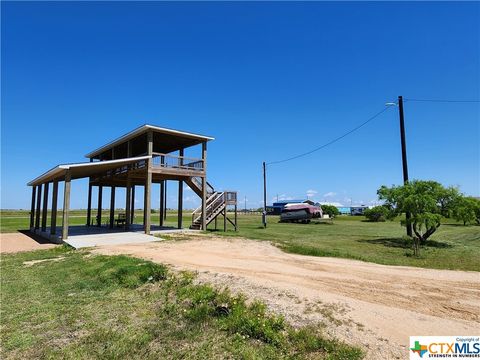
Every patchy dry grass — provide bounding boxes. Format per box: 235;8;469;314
1;247;362;359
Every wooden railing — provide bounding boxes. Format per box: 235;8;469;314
190;176;214;194
191;191;237;225
152;153;204;172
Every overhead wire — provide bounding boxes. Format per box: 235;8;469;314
266;104;394;166
405;98;480;103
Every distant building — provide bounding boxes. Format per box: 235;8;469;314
350;206;369;216
266;199;314;215
337;207;351;215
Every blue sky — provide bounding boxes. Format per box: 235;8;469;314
2;1;479;210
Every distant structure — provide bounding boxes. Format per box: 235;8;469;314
28;125;237;240
266;199;315;215
349;206;369;216
337;207;351;215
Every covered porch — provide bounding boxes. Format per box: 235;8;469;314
27;125;237;244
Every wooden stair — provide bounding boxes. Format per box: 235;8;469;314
185;177;237;230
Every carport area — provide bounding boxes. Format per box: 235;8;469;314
34;224;196;249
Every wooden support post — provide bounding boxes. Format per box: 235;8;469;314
86;182;92;226
144;175;152;233
41;182;49;231
97;185;103;227
178;149;184;229
51;181;58;235
223;208;227;232
35;184;42;230
29;186;37;230
125;179;131;230
215;216;217;230
130;185;135;224
160;181;165;226
144;131;153;234
62;172;71;240
234;204;238;231
164;181;167;221
109;186;115;229
178;180;183;229
201;142;207;230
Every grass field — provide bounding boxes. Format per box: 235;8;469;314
2;210;479;271
219;214;480;271
0;247;362;359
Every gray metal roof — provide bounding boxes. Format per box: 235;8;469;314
27;156;151;186
85;124;214;159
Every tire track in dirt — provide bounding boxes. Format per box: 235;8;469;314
95;235;480;359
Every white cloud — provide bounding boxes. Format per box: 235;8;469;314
323;192;336;198
306;189;318;197
319;201;343;207
272;194;294;202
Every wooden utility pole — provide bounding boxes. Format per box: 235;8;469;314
262;161;267;228
398;96;413;237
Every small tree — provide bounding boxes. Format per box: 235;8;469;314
378;180;459;256
438;186;461;218
320;205;340;218
452;197;480;226
364;206;389;222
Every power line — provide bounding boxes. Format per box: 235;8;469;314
405;98;480;103
267;105;393;166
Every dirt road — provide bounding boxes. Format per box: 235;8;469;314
0;232;57;253
95;235;480;359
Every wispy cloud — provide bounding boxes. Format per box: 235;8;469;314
319;201;343;207
272;194;294;202
323;191;336;198
306;189;318;197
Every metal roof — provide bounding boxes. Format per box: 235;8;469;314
27;156;151;186
85;124;214;159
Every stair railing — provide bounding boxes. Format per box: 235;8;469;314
192;192;225;225
190;176;215;195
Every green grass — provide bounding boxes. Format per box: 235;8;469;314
3;210;479;271
0;247;362;359
0;209;189;233
215;214;480;271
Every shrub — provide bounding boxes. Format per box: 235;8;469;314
452;197;480;225
320;205;340;218
364;206;390;222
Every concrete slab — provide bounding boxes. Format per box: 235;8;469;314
64;231;160;249
30;224;200;249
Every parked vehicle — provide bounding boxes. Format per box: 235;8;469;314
279;203;323;223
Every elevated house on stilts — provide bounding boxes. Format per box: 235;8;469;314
27;125;238;243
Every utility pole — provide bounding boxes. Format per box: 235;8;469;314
262;161;267;228
244;195;247;213
398;96;413;237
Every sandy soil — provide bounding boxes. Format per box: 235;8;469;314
95;235;480;359
0;232;58;253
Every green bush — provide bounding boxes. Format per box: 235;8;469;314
320;205;340;218
364;206;389;222
452;197;480;225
